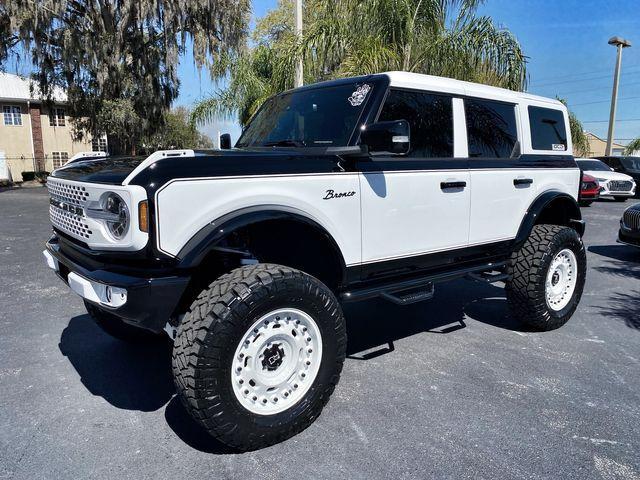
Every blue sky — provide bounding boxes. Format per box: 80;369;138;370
176;0;640;146
5;1;640;145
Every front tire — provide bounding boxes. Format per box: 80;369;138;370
506;225;586;331
614;196;628;202
579;200;593;207
171;264;346;451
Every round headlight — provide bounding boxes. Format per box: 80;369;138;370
103;192;129;239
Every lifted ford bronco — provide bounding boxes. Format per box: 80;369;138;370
43;72;586;450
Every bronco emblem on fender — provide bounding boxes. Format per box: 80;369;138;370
323;189;356;200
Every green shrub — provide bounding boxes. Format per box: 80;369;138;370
21;171;35;182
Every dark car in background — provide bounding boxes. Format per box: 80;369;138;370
595;156;640;197
619;203;640;247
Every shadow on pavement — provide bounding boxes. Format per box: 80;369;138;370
59;315;175;411
344;278;530;357
588;245;640;329
59;277;532;454
164;397;238;454
596;290;640;330
589;244;640;269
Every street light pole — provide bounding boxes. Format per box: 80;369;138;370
294;0;303;88
605;36;631;156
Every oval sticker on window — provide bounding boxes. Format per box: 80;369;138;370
348;84;371;106
552;144;565;151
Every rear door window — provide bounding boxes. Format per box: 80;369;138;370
528;106;567;152
378;89;454;158
465;98;518;158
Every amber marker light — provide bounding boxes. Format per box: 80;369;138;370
138;200;149;233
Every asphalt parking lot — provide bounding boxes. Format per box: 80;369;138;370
1;187;639;480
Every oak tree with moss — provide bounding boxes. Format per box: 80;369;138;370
0;0;249;153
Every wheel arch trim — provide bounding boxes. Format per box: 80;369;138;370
176;206;349;277
514;191;584;249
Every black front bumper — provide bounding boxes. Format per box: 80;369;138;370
618;226;640;247
45;237;190;333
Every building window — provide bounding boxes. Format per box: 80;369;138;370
3;106;22;126
49;108;66;127
52;152;69;169
92;136;108;152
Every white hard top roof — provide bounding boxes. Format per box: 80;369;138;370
383;71;563;107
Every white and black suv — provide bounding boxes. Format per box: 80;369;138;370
43;72;587;450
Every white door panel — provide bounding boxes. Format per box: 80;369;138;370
155;174;361;264
360;170;470;263
469;168;580;245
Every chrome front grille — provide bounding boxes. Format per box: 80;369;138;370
608;180;633;192
623;209;640;231
47;178;93;240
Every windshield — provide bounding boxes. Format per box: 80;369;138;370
621;157;640;170
577;160;611;172
237;82;373;148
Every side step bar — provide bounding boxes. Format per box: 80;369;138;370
341;261;508;304
380;282;434;306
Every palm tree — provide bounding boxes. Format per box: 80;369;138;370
624;137;640;155
192;0;527;127
556;97;589;157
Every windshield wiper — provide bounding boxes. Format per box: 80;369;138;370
263;139;306;147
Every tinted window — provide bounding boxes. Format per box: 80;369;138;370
576;160;611;172
237;83;372;147
528;106;567;151
378;89;453;158
465;98;518;158
621;157;640;170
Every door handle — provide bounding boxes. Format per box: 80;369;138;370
440;181;467;190
513;178;533;186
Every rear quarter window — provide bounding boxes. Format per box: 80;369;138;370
528;106;568;152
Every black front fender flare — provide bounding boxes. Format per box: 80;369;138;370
176;206;348;275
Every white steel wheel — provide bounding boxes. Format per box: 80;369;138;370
231;308;323;415
545;248;578;311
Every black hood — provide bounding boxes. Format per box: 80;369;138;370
49;149;346;186
51;156;145;185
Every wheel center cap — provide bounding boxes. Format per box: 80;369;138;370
261;343;285;371
552;271;560;286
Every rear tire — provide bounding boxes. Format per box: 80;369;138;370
506;225;586;331
84;300;163;343
171;263;346;451
614;197;628;202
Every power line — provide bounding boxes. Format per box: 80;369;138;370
529;80;640;96
570;95;640;107
530;64;640;83
582;118;640;123
530;68;640;88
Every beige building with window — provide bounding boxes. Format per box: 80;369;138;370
0;72;106;181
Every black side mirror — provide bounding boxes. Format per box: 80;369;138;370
220;133;232;150
360;120;410;155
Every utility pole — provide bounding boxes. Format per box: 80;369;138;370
605;36;631;156
294;0;303;88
